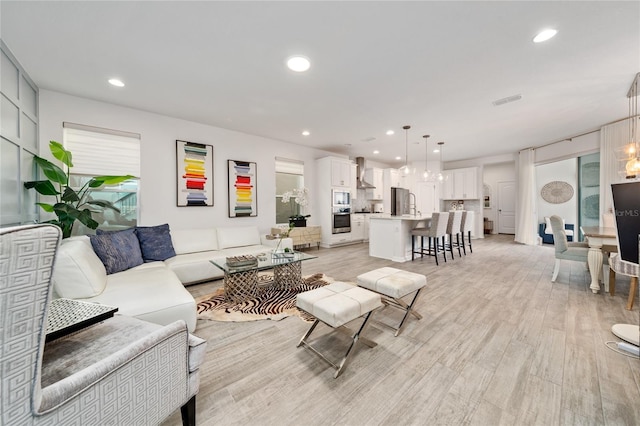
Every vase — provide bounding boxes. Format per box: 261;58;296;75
289;218;307;227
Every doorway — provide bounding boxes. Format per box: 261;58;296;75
498;181;516;234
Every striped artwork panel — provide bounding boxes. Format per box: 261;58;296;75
228;160;257;217
176;140;214;206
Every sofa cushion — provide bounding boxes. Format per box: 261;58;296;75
52;236;108;299
171;228;218;255
79;263;197;332
164;251;224;284
90;228;144;274
217;226;260;249
135;223;176;262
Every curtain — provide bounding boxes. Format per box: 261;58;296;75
599;118;637;221
515;148;538;245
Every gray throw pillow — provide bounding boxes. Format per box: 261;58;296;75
135;223;177;262
90;228;144;274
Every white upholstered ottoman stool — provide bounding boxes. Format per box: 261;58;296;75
357;267;426;336
296;282;382;378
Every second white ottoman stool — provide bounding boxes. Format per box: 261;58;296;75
357;267;426;336
296;281;382;378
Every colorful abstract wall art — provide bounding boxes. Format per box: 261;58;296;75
227;160;257;217
176;140;214;206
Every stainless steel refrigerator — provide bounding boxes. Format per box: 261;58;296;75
391;187;410;216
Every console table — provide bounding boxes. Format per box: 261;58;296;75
271;226;321;249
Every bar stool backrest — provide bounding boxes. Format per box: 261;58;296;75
429;212;450;238
462;211;474;232
447;210;463;234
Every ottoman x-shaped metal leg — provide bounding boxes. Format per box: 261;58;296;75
377;288;423;337
297;310;377;379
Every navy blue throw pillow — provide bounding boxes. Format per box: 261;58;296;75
90;228;144;274
135;224;176;262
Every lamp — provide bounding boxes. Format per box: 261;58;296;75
436;141;448;182
618;73;640;179
402;125;411;175
422;135;434;181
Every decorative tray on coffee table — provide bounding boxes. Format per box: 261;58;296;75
225;255;258;268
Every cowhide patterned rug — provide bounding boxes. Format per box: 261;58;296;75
196;273;333;322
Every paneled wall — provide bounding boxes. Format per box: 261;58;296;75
0;42;38;226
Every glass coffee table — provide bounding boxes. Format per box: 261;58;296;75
210;251;317;303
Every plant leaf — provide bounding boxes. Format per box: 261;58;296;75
49;141;73;168
90;175;136;187
86;199;122;213
61;186;80;203
35;202;55;212
24;180;60;195
33;156;67;184
76;208;99;229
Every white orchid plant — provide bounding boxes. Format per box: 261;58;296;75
281;187;310;220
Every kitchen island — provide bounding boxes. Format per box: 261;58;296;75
369;214;431;262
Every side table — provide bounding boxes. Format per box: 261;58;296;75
46;298;118;342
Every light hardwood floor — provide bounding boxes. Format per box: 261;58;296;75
163;235;639;426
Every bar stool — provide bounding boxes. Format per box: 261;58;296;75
460;210;474;255
411;212;449;265
444;210;463;259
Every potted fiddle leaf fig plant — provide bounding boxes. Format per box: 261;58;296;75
24;140;135;238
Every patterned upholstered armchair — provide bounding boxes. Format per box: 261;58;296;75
1;224;206;426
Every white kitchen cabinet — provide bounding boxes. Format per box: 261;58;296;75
363;214;371;242
440;167;478;199
351;214;365;241
331;160;352;187
364;168;384;200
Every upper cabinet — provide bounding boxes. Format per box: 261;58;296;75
441;167;479;199
364;168;384;200
331;159;352;188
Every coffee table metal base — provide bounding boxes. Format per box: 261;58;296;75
224;269;260;303
273;262;302;291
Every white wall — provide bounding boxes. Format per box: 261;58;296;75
535;158;578;227
39;90;337;234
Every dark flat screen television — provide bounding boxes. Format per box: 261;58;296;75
611;181;640;264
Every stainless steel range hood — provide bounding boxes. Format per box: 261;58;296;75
355;157;376;189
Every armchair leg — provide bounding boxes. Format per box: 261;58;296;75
181;395;196;426
627;277;638;311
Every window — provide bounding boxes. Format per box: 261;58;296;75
63;123;140;235
275;157;304;224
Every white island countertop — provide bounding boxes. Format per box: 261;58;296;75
369;214;432;262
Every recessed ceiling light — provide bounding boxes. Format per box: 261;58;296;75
108;78;124;87
286;56;311;72
433;149;440;153
302;130;310;136
386;130;395;136
533;29;557;43
395;156;402;160
373;150;380;154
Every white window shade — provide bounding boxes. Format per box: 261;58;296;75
63;123;140;177
275;157;304;175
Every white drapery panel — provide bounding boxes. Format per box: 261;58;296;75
515;148;538;245
599;118;636;220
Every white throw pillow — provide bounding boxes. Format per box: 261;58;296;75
52;236;107;298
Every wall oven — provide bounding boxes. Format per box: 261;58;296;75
332;209;351;234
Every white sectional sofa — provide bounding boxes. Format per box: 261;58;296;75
52;226;292;332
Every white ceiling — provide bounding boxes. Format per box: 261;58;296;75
2;1;639;166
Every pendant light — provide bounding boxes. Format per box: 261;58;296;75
422;135;434;181
402;125;411;175
622;73;640;179
436;141;448;182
